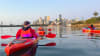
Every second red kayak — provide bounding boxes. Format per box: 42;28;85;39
82;28;100;33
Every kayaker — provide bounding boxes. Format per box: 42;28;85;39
37;27;45;39
88;24;96;30
88;24;96;38
38;27;44;31
16;21;39;43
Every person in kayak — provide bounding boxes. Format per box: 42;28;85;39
88;24;96;30
16;21;39;43
37;27;45;39
88;24;96;37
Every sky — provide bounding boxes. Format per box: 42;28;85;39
0;0;100;25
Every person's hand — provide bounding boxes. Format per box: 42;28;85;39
38;37;43;40
33;39;38;44
8;42;13;46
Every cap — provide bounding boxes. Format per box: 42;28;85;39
24;21;30;25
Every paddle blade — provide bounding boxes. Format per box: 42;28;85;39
45;42;56;46
39;42;56;46
88;38;97;39
1;35;12;39
46;33;56;38
1;43;7;46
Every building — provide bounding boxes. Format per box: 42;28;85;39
38;17;43;24
44;16;50;24
59;14;63;25
33;20;35;25
56;14;63;25
47;16;50;24
71;17;80;23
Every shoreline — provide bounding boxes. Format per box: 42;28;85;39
0;24;48;27
71;24;100;29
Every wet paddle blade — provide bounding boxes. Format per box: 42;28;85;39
46;34;56;38
1;43;7;46
1;35;15;39
39;42;56;46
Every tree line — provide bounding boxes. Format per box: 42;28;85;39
72;11;100;25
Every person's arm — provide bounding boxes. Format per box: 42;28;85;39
16;29;22;39
93;26;96;30
32;29;38;39
30;28;38;40
31;29;40;43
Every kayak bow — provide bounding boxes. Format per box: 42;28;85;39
5;39;37;56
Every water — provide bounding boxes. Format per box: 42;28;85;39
0;26;100;56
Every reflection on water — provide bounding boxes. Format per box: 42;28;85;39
56;26;72;38
56;25;63;38
90;40;98;48
0;26;100;56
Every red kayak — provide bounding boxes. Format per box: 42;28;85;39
46;32;56;38
5;39;37;56
82;28;100;33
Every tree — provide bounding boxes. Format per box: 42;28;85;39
85;16;100;24
94;11;99;17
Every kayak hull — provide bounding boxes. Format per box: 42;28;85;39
82;28;100;33
5;39;37;56
46;33;56;38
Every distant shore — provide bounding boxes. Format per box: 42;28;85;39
71;24;100;28
1;24;100;28
0;24;48;27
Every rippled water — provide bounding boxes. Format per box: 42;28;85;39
0;26;100;56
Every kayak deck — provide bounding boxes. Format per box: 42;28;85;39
5;39;37;56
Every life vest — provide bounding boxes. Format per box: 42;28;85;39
88;26;95;30
37;31;45;36
21;28;33;38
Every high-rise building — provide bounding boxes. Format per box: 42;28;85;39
59;14;62;24
38;17;43;24
44;16;50;24
47;16;50;24
56;14;63;25
44;16;46;24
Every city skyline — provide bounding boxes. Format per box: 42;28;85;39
0;0;100;24
0;15;81;25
